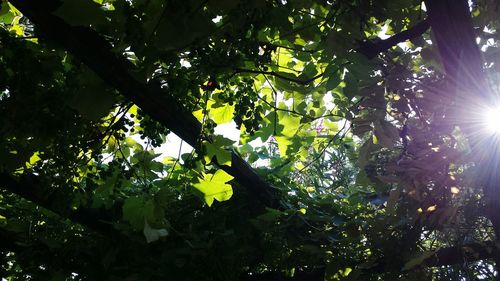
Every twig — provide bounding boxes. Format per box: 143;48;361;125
232;67;325;85
298;121;349;173
116;138;144;186
166;140;183;181
260;41;319;54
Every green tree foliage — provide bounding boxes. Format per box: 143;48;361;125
0;0;499;280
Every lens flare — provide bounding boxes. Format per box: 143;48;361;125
482;107;500;134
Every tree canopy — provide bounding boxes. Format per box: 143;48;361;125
0;0;499;280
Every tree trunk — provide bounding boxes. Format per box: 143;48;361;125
425;0;500;278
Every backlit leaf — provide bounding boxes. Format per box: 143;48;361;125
193;170;234;206
210;103;234;124
275;111;301;156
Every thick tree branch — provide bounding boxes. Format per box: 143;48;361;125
365;241;500;275
241;268;324;281
425;0;488;98
0;172;118;236
357;19;430;59
425;0;499;274
0;226;103;275
424;241;500;268
241;241;500;281
9;0;281;208
236;21;432;80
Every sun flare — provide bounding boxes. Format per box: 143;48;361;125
482;107;500;134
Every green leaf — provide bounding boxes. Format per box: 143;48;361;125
275;111;301;156
53;0;107;26
95;167;120;197
122;197;145;229
325;30;352;56
245;113;275;143
210;103;235;124
67;70;116;121
25;152;41;168
203;136;234;166
154;11;214;50
0;2;16;24
207;0;240;13
204;142;231;166
325;71;342;90
274;72;304;92
299;62;318;79
255;208;284;222
193;169;234;206
122;197;156;230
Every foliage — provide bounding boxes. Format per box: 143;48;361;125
0;0;499;280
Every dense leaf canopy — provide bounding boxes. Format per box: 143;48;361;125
0;0;499;280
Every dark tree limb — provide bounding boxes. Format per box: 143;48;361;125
425;0;500;276
241;241;500;281
9;0;281;208
356;19;430;59
0;172;119;236
0;226;104;276
423;241;500;268
236;21;431;78
425;0;488;98
241;268;325;281
365;241;500;275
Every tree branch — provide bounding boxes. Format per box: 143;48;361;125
241;268;324;281
241;241;500;281
424;0;487;97
424;0;500;272
9;0;281;208
424;241;500;268
0;172;119;236
232;68;325;85
0;227;93;275
357;19;430;59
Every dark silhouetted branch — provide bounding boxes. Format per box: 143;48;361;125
9;0;281;208
0;172;118;236
424;0;499;273
241;241;500;280
357;20;430;59
424;0;487;97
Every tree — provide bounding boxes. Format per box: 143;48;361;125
0;0;499;280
